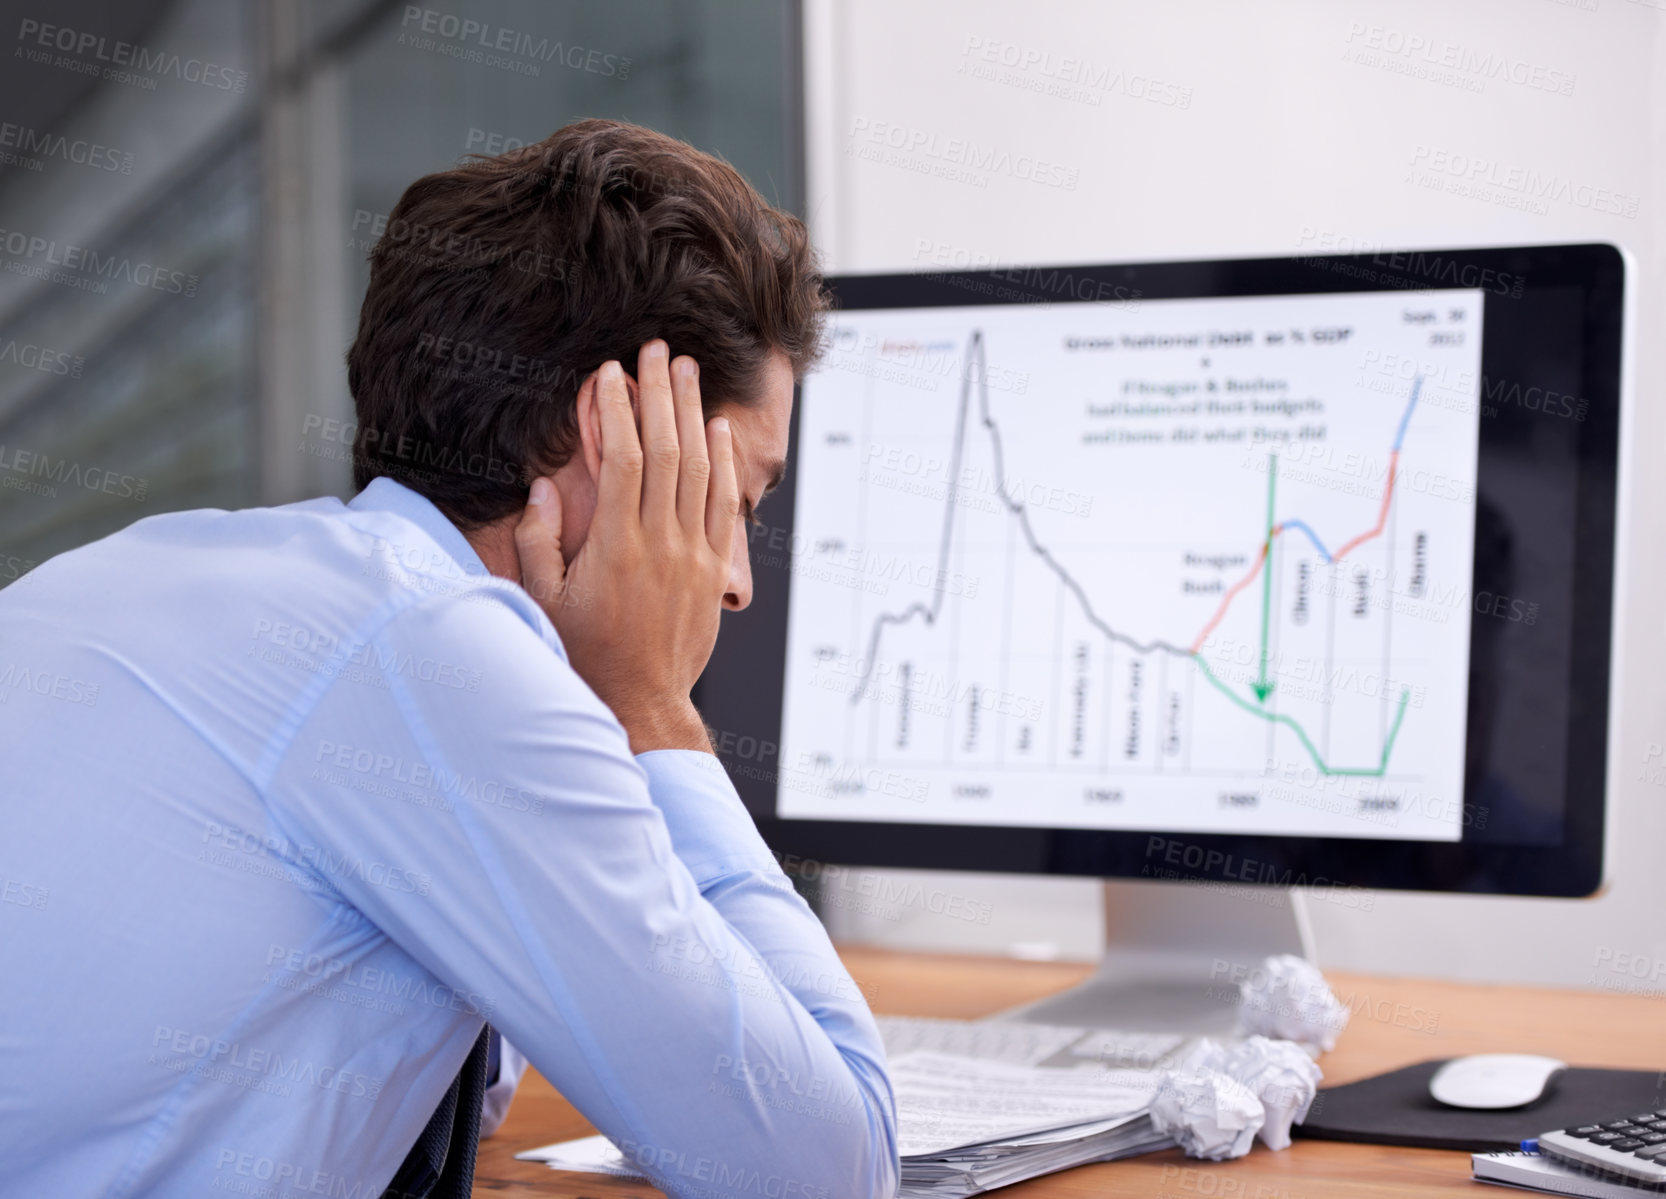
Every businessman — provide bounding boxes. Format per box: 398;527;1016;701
0;120;899;1199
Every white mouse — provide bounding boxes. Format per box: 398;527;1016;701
1429;1054;1567;1109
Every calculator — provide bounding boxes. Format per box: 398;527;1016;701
1536;1110;1666;1186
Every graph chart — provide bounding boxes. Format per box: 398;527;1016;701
777;289;1484;840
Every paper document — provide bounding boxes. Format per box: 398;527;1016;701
1472;1151;1666;1199
515;1133;643;1178
892;1050;1160;1157
875;1013;1089;1066
1068;1030;1188;1067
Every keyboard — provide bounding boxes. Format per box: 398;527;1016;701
1537;1110;1666;1186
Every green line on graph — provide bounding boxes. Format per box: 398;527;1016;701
1192;653;1410;777
1253;455;1277;703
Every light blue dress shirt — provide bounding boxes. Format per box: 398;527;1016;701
0;477;898;1199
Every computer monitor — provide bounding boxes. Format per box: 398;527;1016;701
695;243;1624;1028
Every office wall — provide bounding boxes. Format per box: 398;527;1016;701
802;0;1666;989
0;0;801;573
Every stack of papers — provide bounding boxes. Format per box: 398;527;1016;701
516;1049;1175;1198
889;1051;1174;1196
872;1012;1188;1071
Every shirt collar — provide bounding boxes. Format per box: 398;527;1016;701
347;477;491;579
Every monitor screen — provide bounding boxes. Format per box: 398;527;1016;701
698;245;1623;897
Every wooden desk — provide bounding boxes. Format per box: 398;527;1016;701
474;946;1665;1197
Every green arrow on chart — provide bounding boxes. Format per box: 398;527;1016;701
1252;455;1277;703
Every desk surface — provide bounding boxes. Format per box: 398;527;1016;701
475;946;1664;1197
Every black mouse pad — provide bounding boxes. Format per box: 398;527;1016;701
1293;1060;1666;1152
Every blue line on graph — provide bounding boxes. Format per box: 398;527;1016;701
1271;377;1424;565
1278;519;1334;563
1392;375;1424;452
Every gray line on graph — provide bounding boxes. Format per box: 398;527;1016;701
849;330;1191;703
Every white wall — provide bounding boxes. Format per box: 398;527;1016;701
801;0;1666;989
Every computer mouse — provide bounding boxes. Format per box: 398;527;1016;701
1429;1054;1567;1109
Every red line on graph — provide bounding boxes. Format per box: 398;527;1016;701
1186;449;1402;654
1189;535;1273;654
1329;449;1399;564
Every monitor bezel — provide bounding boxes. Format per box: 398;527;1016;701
696;243;1623;899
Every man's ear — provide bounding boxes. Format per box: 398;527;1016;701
573;367;640;485
575;371;605;485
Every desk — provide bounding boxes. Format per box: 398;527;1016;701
474;946;1663;1197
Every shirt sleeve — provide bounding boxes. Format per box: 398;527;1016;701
263;592;899;1199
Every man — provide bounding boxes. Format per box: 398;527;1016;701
0;119;899;1199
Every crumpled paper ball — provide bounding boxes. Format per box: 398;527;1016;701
1148;1065;1265;1160
1236;954;1349;1052
1191;1036;1322;1150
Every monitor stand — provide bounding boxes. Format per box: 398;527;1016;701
996;879;1315;1035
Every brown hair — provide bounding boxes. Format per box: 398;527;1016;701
345;118;828;528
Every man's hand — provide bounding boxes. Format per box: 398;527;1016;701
513;340;737;754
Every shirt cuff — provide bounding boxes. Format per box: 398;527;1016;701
635;749;779;885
